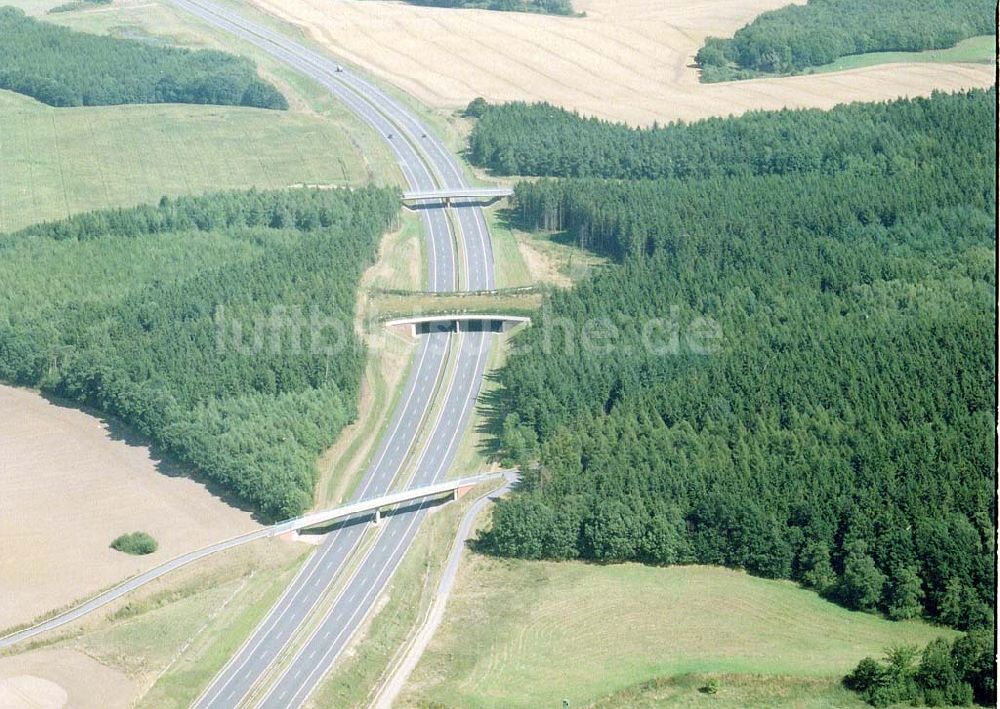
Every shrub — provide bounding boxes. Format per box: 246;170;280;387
110;531;158;555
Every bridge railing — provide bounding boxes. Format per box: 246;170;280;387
401;188;514;207
271;472;506;535
0;471;513;649
384;314;532;336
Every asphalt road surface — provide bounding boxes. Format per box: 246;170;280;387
0;475;500;651
171;1;499;706
372;472;518;709
0;526;273;651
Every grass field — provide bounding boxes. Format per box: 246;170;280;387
134;544;307;708
590;674;866;708
451;206;605;291
0;89;369;232
0;0;401;232
249;0;995;126
0;538;307;708
813;35;996;74
308;481;501;708
398;557;957;709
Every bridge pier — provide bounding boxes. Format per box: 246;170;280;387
267;472;506;537
400;187;513;211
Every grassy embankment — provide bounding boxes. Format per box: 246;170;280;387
307;481;501;707
399;556;959;708
116;542;307;709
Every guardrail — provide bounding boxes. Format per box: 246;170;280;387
402;187;513;200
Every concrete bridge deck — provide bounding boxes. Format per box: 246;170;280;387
385;313;531;335
0;471;512;650
402;187;513;207
272;471;506;534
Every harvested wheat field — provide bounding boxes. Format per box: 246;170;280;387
251;0;995;125
0;648;136;709
0;386;260;630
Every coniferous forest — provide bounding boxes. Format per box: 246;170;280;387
695;0;994;80
0;188;400;519
467;90;996;644
0;7;287;108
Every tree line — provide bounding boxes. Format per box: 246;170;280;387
405;0;574;15
0;6;287;108
0;188;400;519
695;0;994;80
466;90;995;181
49;0;110;14
845;631;994;706
470;90;996;644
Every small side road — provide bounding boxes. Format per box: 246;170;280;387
371;471;517;708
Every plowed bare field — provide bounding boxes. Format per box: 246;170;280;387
0;386;259;630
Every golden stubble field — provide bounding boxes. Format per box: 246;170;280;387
250;0;994;125
0;386;260;630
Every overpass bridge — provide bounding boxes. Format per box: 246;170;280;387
401;187;513;208
0;471;512;650
272;471;505;534
386;313;531;336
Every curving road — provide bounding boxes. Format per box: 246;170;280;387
170;1;498;706
372;473;517;709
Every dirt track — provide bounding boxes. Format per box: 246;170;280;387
249;0;994;126
0;386;259;630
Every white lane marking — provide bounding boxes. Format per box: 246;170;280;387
173;11;496;709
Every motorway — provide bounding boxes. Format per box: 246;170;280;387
371;475;518;708
0;474;501;651
171;0;499;706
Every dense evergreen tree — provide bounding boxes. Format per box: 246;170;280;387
0;188;400;518
694;0;994;80
471;89;996;634
467;90;995;183
885;564;924;620
0;7;287;108
48;0;110;14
